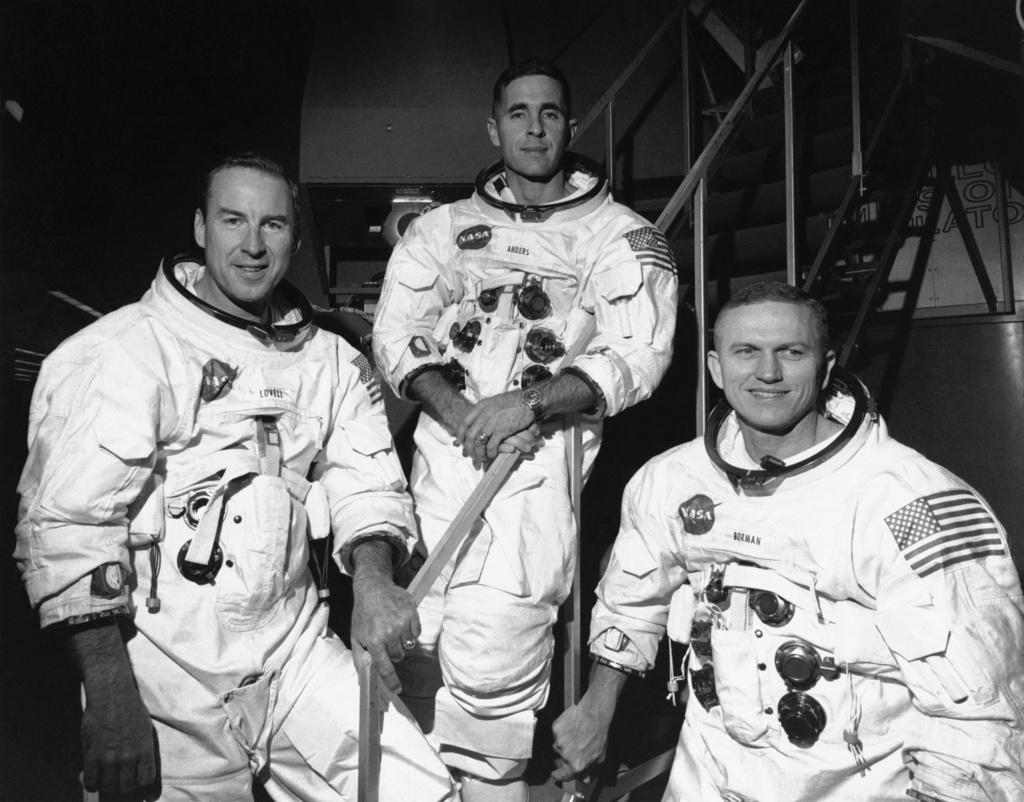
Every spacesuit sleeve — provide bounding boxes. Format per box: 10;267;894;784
589;462;689;673
568;222;677;418
315;343;419;574
867;475;1024;802
14;342;166;629
372;210;458;400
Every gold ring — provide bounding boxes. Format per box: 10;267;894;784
402;639;416;650
476;433;489;443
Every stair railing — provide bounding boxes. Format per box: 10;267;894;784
572;2;686;182
657;0;815;432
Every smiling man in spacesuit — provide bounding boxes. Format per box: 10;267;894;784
552;281;1024;801
15;154;456;801
372;60;678;801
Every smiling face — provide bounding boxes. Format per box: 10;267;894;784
487;74;577;204
708;300;835;456
193;166;296;323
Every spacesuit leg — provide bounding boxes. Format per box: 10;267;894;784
265;629;457;802
406;419;573;796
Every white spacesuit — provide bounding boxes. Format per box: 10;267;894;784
591;376;1024;801
373;157;678;779
16;259;456;801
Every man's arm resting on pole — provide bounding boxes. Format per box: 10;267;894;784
550;659;632;781
457;373;598;462
63;617;156;796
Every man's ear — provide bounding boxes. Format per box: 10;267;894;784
820;349;837;389
487;117;500;148
193;209;205;250
707;350;724;390
567;117;578;146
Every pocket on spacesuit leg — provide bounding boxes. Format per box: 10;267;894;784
710;629;770;744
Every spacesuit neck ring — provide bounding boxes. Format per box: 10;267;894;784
704;365;873;491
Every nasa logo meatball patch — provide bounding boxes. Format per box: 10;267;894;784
200;358;237;402
456;224;492;250
679;494;717;535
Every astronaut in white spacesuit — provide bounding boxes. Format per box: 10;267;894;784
15;155;456;801
552;281;1024;801
372;60;677;801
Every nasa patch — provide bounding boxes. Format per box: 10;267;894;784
456;224;492;250
678;494;717;535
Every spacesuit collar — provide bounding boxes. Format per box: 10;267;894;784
704;367;878;494
474;152;607;222
159;255;314;347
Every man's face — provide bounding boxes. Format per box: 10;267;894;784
487;75;577;183
707;301;835;436
193;166;295;322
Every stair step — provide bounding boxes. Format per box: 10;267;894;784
670;215;830;277
636;164;852;232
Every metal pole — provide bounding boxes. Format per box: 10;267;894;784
850;0;864;182
784;41;798;285
994;162;1015;314
605;99;615;191
681;7;694;176
694;177;709;435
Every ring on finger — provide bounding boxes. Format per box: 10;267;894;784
402;638;416;650
476;432;490;443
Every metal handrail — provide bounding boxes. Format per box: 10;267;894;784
654;0;815;233
572;3;685;145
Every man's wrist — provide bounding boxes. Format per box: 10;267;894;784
350;536;400;578
521;387;545;422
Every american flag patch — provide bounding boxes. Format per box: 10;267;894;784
623;227;676;273
351;354;383;405
885;489;1005;577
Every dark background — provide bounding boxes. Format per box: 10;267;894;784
1;3;320;799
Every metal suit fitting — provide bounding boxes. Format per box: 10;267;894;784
778;691;827;747
705;567;729;604
775;640;824;690
477;288;499;312
450;319;482;352
516;278;551;320
177;540;223;585
521;364;552;389
524;327;565;364
749;590;795;626
183;489;213;530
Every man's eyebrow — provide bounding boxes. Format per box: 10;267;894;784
505;101;564;114
213;207;289;224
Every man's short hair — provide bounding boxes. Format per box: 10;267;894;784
198;153;302;244
714;281;831;353
492;58;572;118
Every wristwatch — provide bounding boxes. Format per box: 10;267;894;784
521;387;545;421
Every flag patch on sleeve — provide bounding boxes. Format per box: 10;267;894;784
351;354;383;405
623;227;676;273
884;489;1005;577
